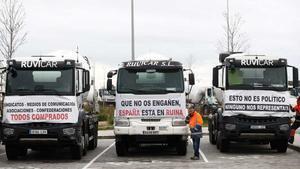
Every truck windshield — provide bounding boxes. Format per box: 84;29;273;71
6;69;74;95
117;68;184;94
227;67;287;90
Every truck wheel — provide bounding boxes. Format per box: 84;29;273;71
83;133;89;156
88;123;98;150
5;145;19;160
18;147;27;156
71;131;84;160
208;121;216;145
71;144;83;160
115;140;128;156
176;140;187;155
270;141;277;150
217;131;229;152
275;139;288;153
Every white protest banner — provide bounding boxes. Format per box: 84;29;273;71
3;96;79;124
115;94;186;118
223;90;293;117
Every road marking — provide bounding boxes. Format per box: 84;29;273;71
82;142;115;169
0;153;6;156
189;138;209;163
199;149;208;163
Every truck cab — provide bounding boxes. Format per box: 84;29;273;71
98;88;115;104
209;53;299;152
107;59;194;156
1;51;98;160
202;87;217;115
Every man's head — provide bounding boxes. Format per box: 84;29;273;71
187;104;195;115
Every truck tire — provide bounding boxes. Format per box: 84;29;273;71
71;130;85;160
5;145;19;160
83;133;89;156
208;120;216;145
275;139;288;153
88;123;98;150
176;140;187;155
217;131;229;152
270;141;277;150
18;147;27;156
115;140;128;156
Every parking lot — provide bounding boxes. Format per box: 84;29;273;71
0;136;299;169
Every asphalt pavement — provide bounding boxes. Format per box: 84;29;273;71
0;128;299;169
98;128;300;151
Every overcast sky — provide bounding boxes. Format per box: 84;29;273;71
12;0;300;88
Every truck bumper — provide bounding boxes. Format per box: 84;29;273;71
115;134;188;145
221;116;290;141
1;123;81;148
114;125;189;136
114;124;189;145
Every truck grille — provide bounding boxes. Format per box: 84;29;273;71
141;119;161;122
13;123;62;129
236;116;279;124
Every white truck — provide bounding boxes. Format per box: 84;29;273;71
98;88;115;104
209;53;298;152
107;58;194;156
1;51;98;160
201;87;217;115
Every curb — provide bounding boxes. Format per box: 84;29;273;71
97;133;209;140
288;144;300;152
98;136;115;139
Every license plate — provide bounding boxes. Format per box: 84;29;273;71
159;126;168;131
250;125;266;129
143;131;159;135
29;130;48;135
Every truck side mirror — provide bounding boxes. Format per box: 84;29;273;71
82;70;90;92
107;79;112;91
213;67;219;87
188;73;195;85
98;89;102;97
290;88;297;96
293;67;299;88
107;70;117;78
8;67;17;78
85;84;90;92
207;88;212;97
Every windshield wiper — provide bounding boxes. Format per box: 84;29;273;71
16;88;31;91
144;88;168;94
229;84;255;89
122;88;145;94
121;88;170;94
35;88;62;95
9;88;34;96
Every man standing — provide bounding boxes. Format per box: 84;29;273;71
186;104;203;160
289;97;300;144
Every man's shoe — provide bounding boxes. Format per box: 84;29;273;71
190;156;200;160
288;137;294;144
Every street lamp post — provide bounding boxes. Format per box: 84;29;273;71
226;0;230;53
131;0;135;60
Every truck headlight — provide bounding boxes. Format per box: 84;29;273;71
115;119;130;127
225;124;236;131
172;118;186;126
279;124;289;131
63;128;76;135
3;128;14;136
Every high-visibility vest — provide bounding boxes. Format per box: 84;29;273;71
189;111;203;128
